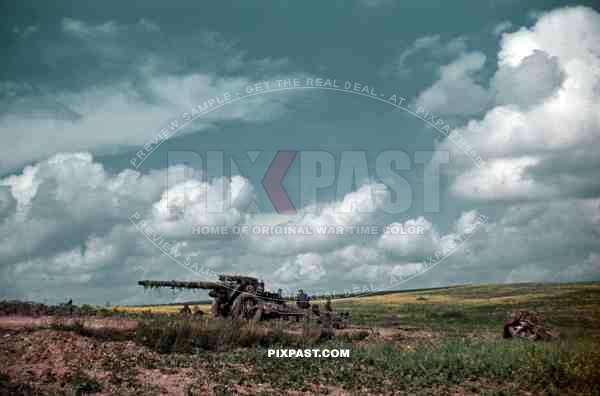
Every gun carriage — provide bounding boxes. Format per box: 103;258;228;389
138;275;349;327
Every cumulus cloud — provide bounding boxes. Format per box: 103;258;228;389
0;151;487;302
274;253;326;283
151;175;254;239
1;149;598;303
415;51;492;116
429;6;600;202
0;186;15;220
492;21;513;36
0;19;301;170
0;152;252;302
406;7;600;288
378;217;440;256
493;50;565;109
456;198;600;285
3;8;600;303
244;182;389;256
0;73;295;170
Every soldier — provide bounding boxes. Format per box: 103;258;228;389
211;289;228;318
180;304;192;318
296;289;310;309
311;303;321;316
192;306;204;319
325;297;332;312
66;299;73;316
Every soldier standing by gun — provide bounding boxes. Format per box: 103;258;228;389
325;297;332;312
296;289;310;309
179;304;192;318
211;288;227;318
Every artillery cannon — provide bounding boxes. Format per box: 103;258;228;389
138;275;350;327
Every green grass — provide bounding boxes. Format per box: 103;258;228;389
190;337;600;395
12;282;600;395
194;282;600;394
134;316;333;353
113;283;600;394
333;282;600;332
130;282;600;394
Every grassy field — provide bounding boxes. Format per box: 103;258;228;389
3;282;600;395
113;282;600;395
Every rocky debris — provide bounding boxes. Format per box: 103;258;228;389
503;310;559;341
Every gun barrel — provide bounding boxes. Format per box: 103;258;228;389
138;280;223;289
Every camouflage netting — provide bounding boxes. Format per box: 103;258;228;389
503;310;559;341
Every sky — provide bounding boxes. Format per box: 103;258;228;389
1;0;599;304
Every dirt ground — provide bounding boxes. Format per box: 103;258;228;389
0;314;215;395
0;315;424;395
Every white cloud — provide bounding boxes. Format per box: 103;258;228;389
464;198;600;284
0;152;255;302
0;19;300;170
415;52;492;116
0;73;294;170
378;217;439;256
1;150;598;303
244;182;388;256
450;156;560;201
0;152;479;301
493;50;564;109
151;175;253;239
61;18;120;38
492;21;513;37
429;6;600;201
274;253;326;283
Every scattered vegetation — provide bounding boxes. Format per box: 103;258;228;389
1;282;600;394
135;317;333;353
68;370;102;395
50;318;134;341
0;372;37;396
211;337;600;395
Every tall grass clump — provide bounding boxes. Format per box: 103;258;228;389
135;317;303;353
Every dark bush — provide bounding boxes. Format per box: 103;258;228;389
68;370;102;395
